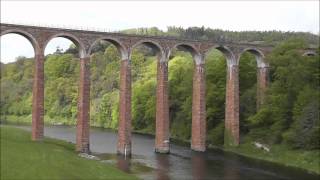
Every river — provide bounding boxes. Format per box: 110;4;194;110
12;125;319;180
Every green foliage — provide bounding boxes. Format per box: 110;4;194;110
283;87;320;149
207;122;225;146
168;55;193;140
205;50;227;145
247;38;320;147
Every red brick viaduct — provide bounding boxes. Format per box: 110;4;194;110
1;23;316;155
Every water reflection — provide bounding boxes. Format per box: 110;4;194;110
192;152;207;180
223;152;240;180
116;155;131;173
156;154;170;180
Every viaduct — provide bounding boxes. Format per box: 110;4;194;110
0;23;316;155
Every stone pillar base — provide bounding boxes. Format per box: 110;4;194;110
76;145;90;154
117;145;132;157
155;147;170;154
191;145;206;152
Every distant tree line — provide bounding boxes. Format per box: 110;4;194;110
121;26;319;46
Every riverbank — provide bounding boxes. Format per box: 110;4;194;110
2;116;319;175
222;143;320;175
136;127;320;175
0;126;138;180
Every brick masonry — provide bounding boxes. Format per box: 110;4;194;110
225;65;240;146
32;53;44;141
117;59;132;155
76;57;90;153
191;64;206;152
155;61;170;153
257;67;269;110
1;23;293;153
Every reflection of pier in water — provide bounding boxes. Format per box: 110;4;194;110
192;152;207;180
116;155;131;173
223;152;240;180
156;154;170;180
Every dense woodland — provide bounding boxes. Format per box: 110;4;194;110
0;28;319;150
121;26;319;46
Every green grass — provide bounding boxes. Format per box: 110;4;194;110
224;142;320;174
1;115;77;126
0;126;138;180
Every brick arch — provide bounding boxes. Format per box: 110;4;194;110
172;43;200;56
240;48;267;68
303;51;317;57
131;39;164;59
88;36;128;60
43;32;86;58
171;43;203;65
205;45;236;66
1;29;40;54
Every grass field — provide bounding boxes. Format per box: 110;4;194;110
225;142;320;174
0;126;138;180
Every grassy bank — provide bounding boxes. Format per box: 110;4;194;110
0;126;138;180
223;142;320;174
1;115;76;126
136;128;320;174
2;115;319;175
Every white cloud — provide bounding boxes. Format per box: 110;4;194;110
1;1;319;63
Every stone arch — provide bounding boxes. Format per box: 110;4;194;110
43;32;86;58
88;36;128;60
1;29;39;54
131;39;164;59
240;48;267;68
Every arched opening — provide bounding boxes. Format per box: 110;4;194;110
204;47;230;147
0;32;36;125
88;38;124;129
130;40;162;135
238;48;265;143
43;36;82;133
168;43;198;143
303;51;317;57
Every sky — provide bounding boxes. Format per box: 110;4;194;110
0;1;319;63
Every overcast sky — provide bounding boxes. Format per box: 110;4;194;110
1;1;319;63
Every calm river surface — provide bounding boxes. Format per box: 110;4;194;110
13;125;319;180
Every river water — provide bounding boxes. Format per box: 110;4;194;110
13;125;319;180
